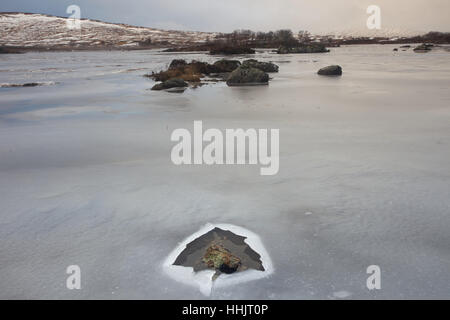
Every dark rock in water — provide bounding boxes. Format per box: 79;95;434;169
400;45;411;48
0;82;53;88
212;59;241;73
210;46;255;55
317;65;343;76
277;43;329;54
166;87;187;93
0;47;23;54
169;59;187;69
393;48;398;51
173;227;264;278
414;43;433;52
226;67;269;86
241;59;279;73
162;43;211;53
151;78;188;91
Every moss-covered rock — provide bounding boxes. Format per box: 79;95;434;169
226;66;269;86
202;244;241;274
212;59;241;73
241;59;279;73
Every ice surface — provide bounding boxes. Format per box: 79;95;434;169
0;45;449;299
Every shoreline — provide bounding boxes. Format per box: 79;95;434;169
0;41;436;54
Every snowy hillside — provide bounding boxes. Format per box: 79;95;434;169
0;13;218;49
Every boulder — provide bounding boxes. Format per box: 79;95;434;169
241;59;279;73
169;59;187;69
212;59;241;73
317;65;343;76
151;78;188;91
226;67;269;86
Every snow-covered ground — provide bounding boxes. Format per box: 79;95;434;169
0;45;449;299
0;13;218;48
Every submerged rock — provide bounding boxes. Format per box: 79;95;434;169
0;47;23;54
210;45;255;55
226;67;269;86
414;43;433;52
151;78;188;91
241;59;279;73
277;43;329;54
0;81;56;88
317;65;343;76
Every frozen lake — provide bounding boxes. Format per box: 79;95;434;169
0;45;449;299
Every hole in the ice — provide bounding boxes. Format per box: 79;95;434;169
172;227;265;280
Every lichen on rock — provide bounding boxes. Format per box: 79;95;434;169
202;243;241;274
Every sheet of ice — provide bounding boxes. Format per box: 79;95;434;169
0;45;449;299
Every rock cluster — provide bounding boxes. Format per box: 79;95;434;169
148;58;279;90
148;59;241;84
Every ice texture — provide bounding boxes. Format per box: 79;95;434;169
0;45;449;299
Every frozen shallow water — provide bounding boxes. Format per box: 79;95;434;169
0;45;449;299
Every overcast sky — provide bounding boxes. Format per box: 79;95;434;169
1;0;449;33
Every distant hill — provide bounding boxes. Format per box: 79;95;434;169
0;12;219;50
1;12;449;52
